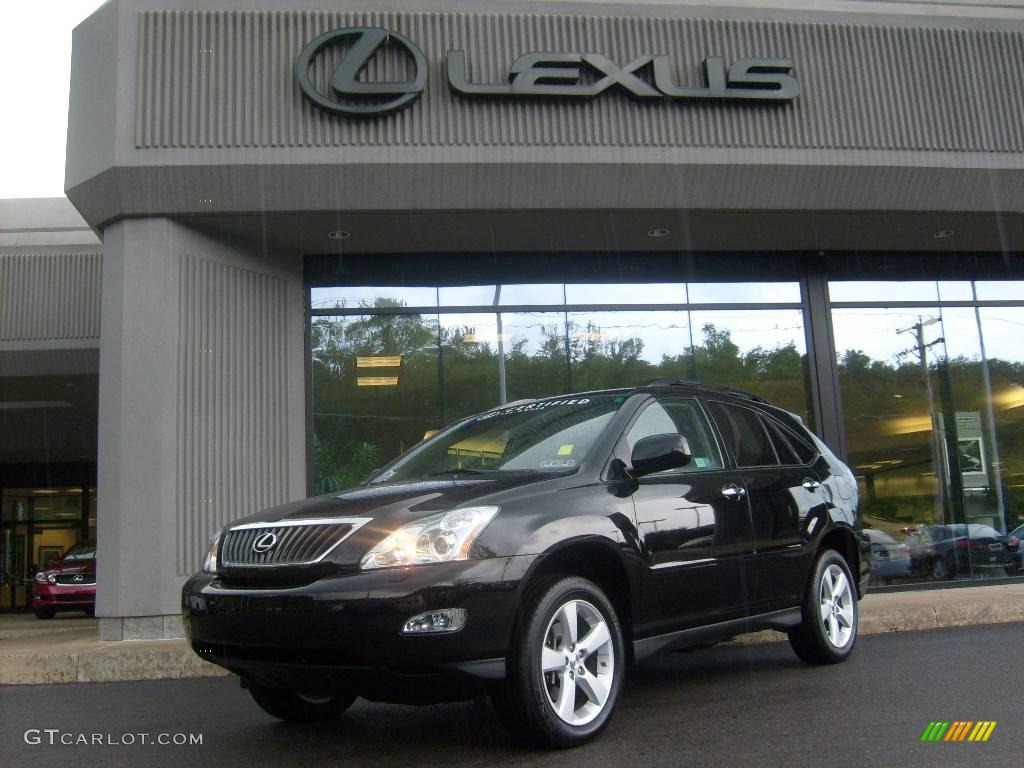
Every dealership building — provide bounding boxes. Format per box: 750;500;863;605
1;0;1023;638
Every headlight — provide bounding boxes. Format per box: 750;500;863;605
34;572;54;584
360;506;499;570
202;529;223;573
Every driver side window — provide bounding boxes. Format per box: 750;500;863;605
625;398;723;472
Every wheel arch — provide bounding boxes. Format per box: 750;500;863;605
514;537;637;663
817;524;862;597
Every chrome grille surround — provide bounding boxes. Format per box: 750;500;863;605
219;517;371;567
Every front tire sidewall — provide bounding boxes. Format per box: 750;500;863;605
791;549;858;664
504;577;625;748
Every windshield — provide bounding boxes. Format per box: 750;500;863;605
369;394;627;483
61;541;96;560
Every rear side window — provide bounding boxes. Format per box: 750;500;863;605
707;402;778;467
772;420;818;464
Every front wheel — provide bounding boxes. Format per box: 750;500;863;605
788;549;858;665
494;576;625;748
248;685;356;723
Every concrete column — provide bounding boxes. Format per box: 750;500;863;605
96;218;306;640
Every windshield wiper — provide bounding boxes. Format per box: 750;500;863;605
422;468;497;477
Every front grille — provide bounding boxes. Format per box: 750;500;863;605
54;574;95;585
220;518;369;567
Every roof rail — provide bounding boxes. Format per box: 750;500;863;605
643;377;769;404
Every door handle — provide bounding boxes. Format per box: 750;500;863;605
721;483;746;501
802;478;821;491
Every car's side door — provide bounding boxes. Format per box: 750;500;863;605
622;396;755;635
706;401;827;613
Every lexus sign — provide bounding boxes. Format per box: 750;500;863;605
296;26;799;116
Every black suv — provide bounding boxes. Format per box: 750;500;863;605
184;380;868;747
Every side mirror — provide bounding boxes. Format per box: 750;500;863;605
630;434;693;477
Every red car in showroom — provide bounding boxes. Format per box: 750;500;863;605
33;540;96;619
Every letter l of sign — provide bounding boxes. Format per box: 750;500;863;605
446;50;514;95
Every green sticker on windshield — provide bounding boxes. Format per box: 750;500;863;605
557;444;574;456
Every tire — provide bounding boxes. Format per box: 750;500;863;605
493;576;625;748
788;549;858;665
35;608;55;620
248;685;356;723
84;607;95;617
931;554;954;580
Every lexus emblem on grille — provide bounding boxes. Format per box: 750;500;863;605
73;574;84;583
252;532;279;554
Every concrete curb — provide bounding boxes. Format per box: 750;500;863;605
0;639;228;685
3;583;1024;684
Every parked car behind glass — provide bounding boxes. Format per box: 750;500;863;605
32;540;96;619
907;524;1017;580
864;528;911;584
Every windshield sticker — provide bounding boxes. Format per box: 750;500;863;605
557;444;575;456
540;458;577;469
476;398;591;421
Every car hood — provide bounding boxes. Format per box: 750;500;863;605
45;559;96;576
217;472;558;577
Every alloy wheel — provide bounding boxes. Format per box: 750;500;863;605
540;598;615;726
818;563;854;649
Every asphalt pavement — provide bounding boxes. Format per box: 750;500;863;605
2;623;1018;768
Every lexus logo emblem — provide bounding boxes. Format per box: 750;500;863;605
73;574;84;583
252;532;279;554
295;27;427;116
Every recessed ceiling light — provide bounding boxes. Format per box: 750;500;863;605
647;228;670;238
328;230;351;240
933;230;954;239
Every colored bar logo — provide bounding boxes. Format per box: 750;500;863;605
921;721;997;742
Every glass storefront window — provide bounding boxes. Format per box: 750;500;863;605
501;312;570;400
310;314;442;493
688;309;810;421
975;281;1024;301
1;487;91;610
564;283;686;305
496;284;565;306
311;286;817;492
567;311;691;391
687;282;801;304
829;280;973;303
831;288;1024;585
310;286;438;310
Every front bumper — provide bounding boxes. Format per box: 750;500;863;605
33;583;96;608
182;556;536;700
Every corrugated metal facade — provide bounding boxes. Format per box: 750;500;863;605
174;253;292;575
0;251;102;342
135;9;1024;152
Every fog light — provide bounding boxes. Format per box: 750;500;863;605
401;608;467;635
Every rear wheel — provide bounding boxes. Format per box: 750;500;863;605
493;576;624;748
788;549;858;665
931;554;954;580
248;685;356;723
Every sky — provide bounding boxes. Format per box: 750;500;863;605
0;1;108;199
